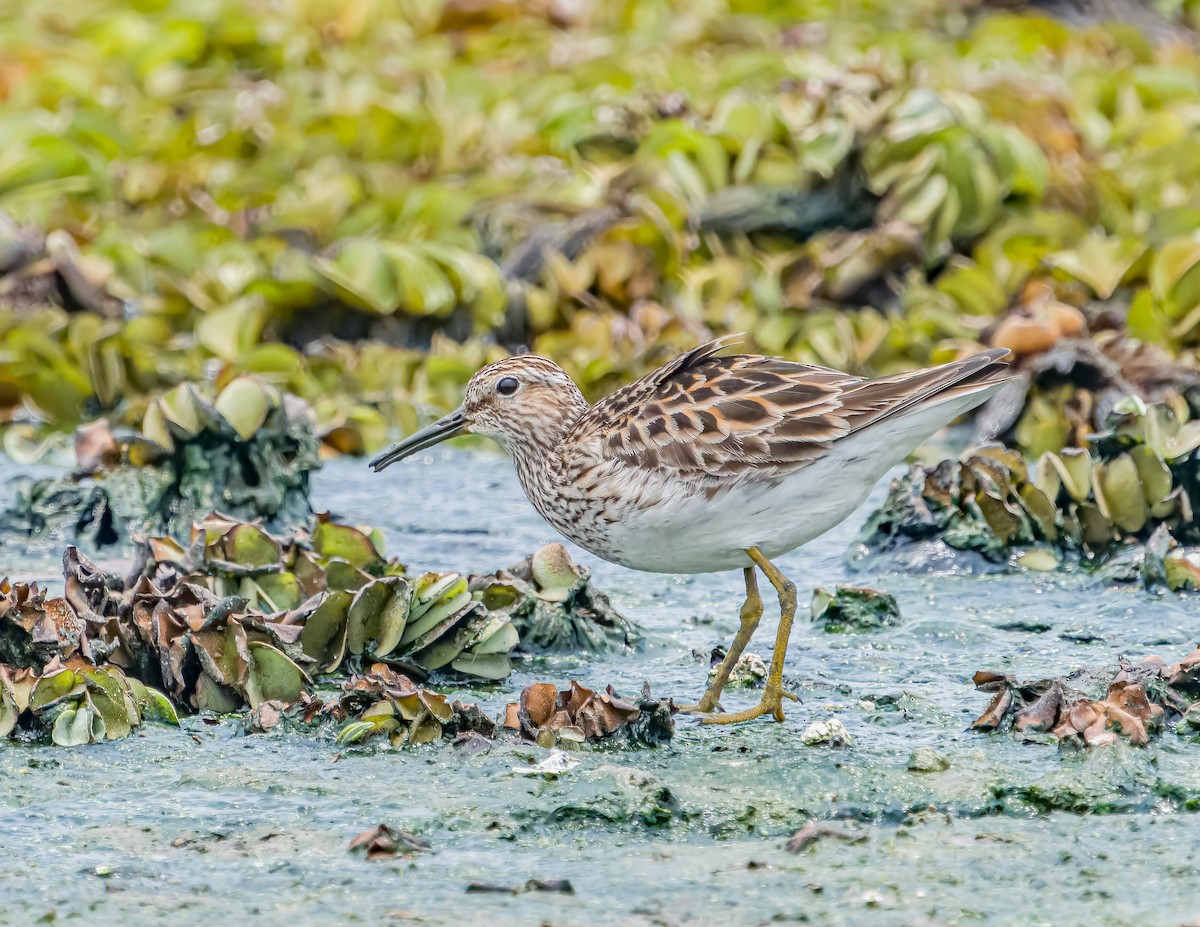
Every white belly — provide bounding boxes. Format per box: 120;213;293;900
583;389;994;574
600;444;878;573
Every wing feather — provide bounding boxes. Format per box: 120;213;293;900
567;339;1011;486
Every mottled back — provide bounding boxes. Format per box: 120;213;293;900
567;337;1011;488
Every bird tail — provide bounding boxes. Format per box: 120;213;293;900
839;348;1013;437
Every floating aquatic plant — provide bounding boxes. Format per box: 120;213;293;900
970;645;1200;748
0;377;319;546
327;663;471;748
810;585;901;632
0;575;177;745
0;513;641;745
485;542;641;654
1;0;1200;452
129;515;633;693
855;395;1200;583
977;329;1200;457
503;680;674;748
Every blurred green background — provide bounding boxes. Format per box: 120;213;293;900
2;0;1200;459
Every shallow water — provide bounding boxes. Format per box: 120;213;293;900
3;449;1200;926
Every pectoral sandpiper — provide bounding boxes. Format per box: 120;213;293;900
370;337;1012;724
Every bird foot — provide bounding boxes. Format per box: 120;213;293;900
673;680;729;714
674;697;719;715
701;687;798;725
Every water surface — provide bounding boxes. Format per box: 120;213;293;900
2;450;1198;926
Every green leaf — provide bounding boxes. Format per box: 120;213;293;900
313;522;385;571
383;243;457;318
0;670;21;738
32;669;83;711
128;679;180;726
1131;445;1172;506
471;620;519;655
252;572;303;613
797;119;855;178
244;642;309;708
223;524;280;569
1046;448;1092;501
313;239;399;313
352;576;411;659
336;720;378;745
1092;455;1148;534
1127;287;1170;343
196;301;268;363
894;174;949;228
1047;234;1146;299
299;589;354;672
1151;234;1200;304
214;376;273;440
52;703;95;747
346;577;393;655
450;651;513;680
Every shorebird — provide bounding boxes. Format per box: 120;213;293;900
370;337;1011;724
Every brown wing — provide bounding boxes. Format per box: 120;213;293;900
570;337;1011;482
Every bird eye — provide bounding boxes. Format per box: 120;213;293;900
496;376;520;396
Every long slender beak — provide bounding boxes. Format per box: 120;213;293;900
369;407;467;471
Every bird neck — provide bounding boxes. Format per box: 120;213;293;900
504;386;590;469
501;382;614;550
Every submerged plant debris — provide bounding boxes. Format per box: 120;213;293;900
348;824;431;861
0;516;636;746
465;879;576;896
0;378;319;547
810;585;901;632
480;542;640;654
0;574;179;744
785;821;869;854
971;646;1200;747
855;396;1200;583
707;651;767;688
503;680;674;748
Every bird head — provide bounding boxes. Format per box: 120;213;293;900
368;355;587;471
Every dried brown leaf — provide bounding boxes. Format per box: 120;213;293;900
521;682;558;729
1014;681;1063;733
74;419;120;471
349;824;430;860
970;688;1012;731
972;670;1010;690
786;821;868;854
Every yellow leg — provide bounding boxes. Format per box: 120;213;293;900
679;568;763;714
703;547;800;725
